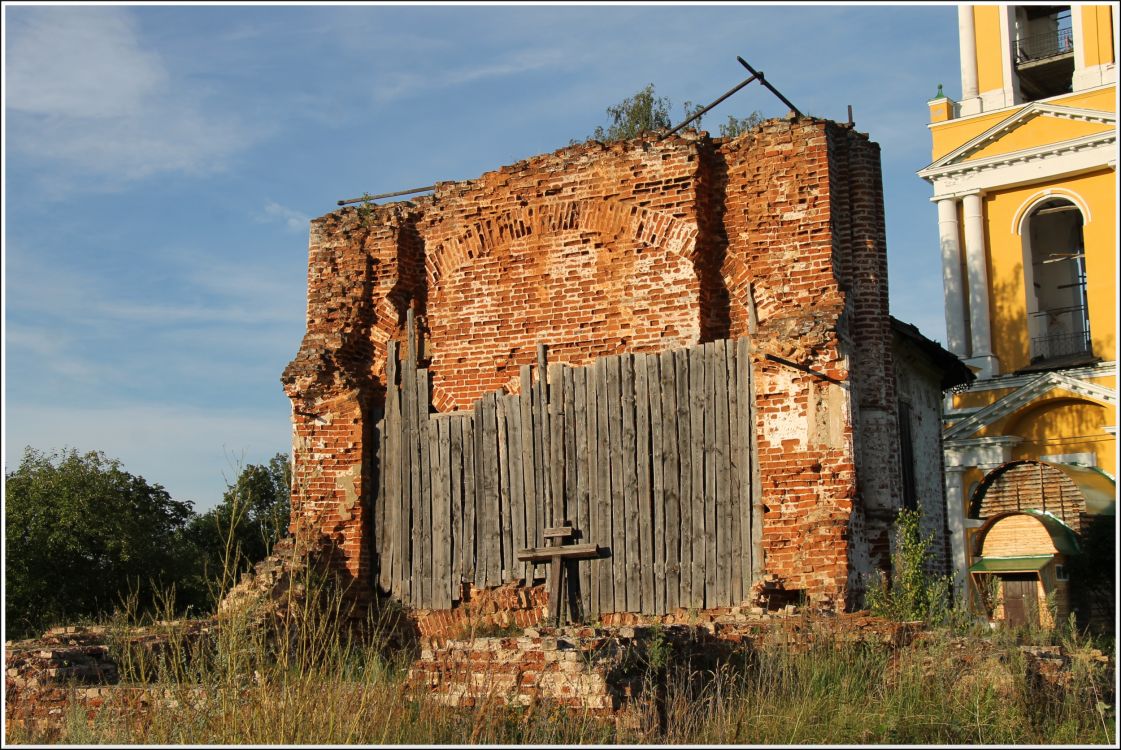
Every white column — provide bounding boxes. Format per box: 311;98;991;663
999;7;1021;106
938;198;968;356
959;6;980;114
943;466;969;605
962;192;998;377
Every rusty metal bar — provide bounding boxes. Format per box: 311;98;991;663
664;72;759;137
337;185;436;206
736;56;802;118
764;353;843;386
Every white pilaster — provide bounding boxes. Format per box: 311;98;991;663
943;466;969;603
959;6;981;115
962;192;998;377
999;7;1021;107
938;198;968;356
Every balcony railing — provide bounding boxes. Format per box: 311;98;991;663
1015;27;1074;64
1029;306;1092;362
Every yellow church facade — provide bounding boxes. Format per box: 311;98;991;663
917;4;1116;618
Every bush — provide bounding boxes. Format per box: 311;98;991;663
865;508;954;623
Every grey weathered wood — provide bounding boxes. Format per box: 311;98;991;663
517;543;599;561
385;343;400;595
607;354;626;613
375;414;386;591
464;413;478;586
563;367;577;547
496;394;512;581
537;345;550;528
652;351;670;613
417;369;432;607
596;356;613;612
634;353;654;614
435;415;452;607
573;367;592;617
519;366;537;576
673;348;691;610
548;362;566;527
620;354;639;614
471;398;485;587
404;352;418;605
450;415;464;601
714;340;731;606
482;392;501;587
688;344;706;609
654;352;672;614
745;338;763;582
587;359;603;617
703;343;717;608
727;340;743;604
506;395;526;584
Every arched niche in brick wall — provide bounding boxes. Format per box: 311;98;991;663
419;199;702;411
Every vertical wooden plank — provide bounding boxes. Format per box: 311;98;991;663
385;342;400;595
506;396;526;584
673;348;691;611
650;352;667;615
586;360;602;618
464;411;478;587
536;345;551;529
573;367;592;618
438;416;454;607
596;356;613;613
471;398;485;587
737;337;755;586
727;340;743;604
519;365;537;581
703;344;718;608
564;366;577;532
483;392;501;587
714;341;731;607
688;344;706;609
608;354;627;613
496;395;512;581
404;350;418;606
417;369;432;608
548;362;566;527
745;339;763;582
427;415;441;608
620;355;639;613
634;353;654;614
450;416;464;602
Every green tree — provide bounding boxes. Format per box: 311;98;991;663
585;83;762;143
180;453;291;603
4;447;197;639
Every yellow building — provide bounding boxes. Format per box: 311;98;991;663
917;4;1117;625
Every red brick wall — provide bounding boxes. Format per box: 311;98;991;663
283;117;899;610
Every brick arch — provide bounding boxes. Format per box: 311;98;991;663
421;198;702;411
424;198;698;286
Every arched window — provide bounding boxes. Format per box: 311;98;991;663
1022;198;1090;363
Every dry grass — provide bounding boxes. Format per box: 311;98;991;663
8;581;1114;746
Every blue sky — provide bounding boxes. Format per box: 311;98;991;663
4;2;963;512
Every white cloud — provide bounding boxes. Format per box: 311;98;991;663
260;201;312;233
5;6;253;187
372;46;570;102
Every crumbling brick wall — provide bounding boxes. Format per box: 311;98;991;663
282;116;901;611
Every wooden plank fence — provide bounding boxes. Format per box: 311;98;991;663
374;315;762;615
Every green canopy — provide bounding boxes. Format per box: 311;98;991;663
969;555;1052;573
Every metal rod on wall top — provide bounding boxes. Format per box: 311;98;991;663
736;56;803;118
337;185;436;206
664;72;759;137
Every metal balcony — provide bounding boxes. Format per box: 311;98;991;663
1015;28;1074;65
1029;306;1092;363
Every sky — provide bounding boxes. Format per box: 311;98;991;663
3;1;965;513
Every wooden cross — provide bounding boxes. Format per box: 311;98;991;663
516;525;600;626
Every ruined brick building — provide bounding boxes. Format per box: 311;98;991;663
282;115;969;617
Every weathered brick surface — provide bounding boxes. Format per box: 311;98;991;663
283;117;900;611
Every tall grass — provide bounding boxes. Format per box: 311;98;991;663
9;599;1113;745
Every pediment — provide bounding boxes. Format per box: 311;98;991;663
921;103;1116;175
945;371;1117;440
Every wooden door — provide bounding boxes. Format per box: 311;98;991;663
1001;574;1040;628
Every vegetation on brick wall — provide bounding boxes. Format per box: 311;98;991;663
582;82;761;142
